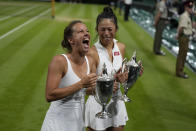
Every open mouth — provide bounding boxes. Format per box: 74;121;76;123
83;39;89;44
82;39;90;49
103;37;111;40
82;39;89;45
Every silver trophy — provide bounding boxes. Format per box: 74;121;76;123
94;63;114;119
121;51;141;102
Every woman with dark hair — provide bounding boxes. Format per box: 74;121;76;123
85;7;128;131
41;20;97;131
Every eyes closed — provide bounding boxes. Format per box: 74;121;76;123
99;27;114;32
76;29;89;34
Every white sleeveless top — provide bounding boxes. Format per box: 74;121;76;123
41;54;90;131
51;54;90;106
95;39;123;97
85;40;128;130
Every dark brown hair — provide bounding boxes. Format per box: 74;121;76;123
61;20;83;51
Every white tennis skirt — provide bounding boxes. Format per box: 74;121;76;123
85;95;129;130
41;101;85;131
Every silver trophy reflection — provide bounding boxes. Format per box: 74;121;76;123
121;51;141;102
94;63;114;119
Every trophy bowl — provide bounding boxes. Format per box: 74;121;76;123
94;77;114;119
121;51;141;102
121;64;140;102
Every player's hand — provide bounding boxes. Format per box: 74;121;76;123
81;73;97;88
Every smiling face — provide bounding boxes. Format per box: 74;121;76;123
69;23;90;55
97;18;117;47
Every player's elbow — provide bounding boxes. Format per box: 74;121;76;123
46;92;56;102
46;95;53;102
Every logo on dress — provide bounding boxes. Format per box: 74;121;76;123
114;51;120;56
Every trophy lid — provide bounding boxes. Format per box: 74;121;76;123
127;60;138;67
126;50;139;67
98;63;114;81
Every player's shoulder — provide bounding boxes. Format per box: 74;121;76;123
117;41;126;50
49;54;67;69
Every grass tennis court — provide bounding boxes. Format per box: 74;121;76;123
0;1;196;131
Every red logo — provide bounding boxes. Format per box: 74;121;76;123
114;51;120;56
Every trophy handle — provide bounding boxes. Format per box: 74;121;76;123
122;58;127;73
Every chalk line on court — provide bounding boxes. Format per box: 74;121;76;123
0;8;50;40
0;5;37;21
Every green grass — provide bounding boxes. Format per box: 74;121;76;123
0;1;196;131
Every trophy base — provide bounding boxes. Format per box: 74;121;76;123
95;111;112;119
121;95;131;102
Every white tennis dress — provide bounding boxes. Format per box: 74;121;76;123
85;39;128;130
41;54;90;131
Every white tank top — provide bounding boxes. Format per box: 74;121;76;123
95;39;123;97
49;54;90;108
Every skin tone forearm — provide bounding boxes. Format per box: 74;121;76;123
46;80;83;102
45;55;97;102
46;73;97;102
